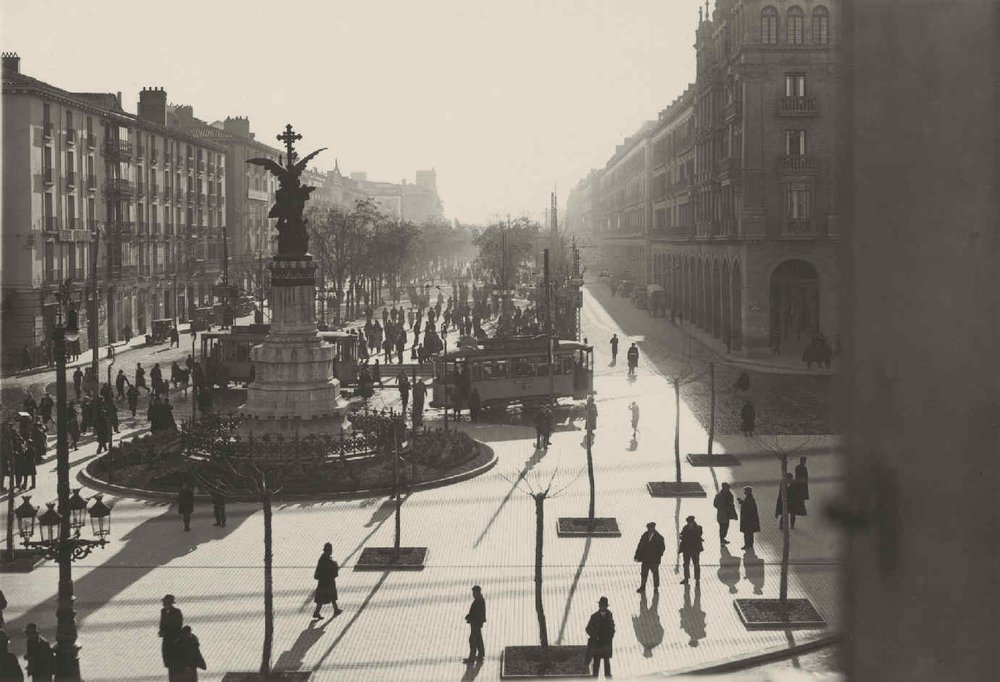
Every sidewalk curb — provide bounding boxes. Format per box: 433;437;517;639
77;441;498;503
662;632;842;677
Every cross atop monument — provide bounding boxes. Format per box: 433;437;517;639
277;124;302;166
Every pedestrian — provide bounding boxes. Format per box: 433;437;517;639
372;359;382;387
38;394;53;426
713;482;738;544
396;370;410;414
737;486;760;550
170;327;180;348
534;408;547;449
22;344;32;371
178;481;195;531
115;369;130;401
463;585;486;664
135;363;148;393
776;472;807;529
66;402;80;451
795;456;810;500
312;542;342;619
609;333;619;364
678;515;704;585
23;623;54;682
72;367;83;400
126;384;139;418
123;324;132;344
733;370;750;392
585;596;616;679
629;401;640;437
634;521;666;593
469;388;481;422
158;594;184;672
0;630;23;682
151;363;164;398
412;379;427;426
94;406;111;454
172;626;207;681
211;489;226;528
0;588;6;629
627;342;639;376
740;400;755;437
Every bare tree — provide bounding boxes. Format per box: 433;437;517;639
750;434;816;602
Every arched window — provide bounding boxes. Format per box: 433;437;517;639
761;6;778;44
787;7;805;44
813;6;830;44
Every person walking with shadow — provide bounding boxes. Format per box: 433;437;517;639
178;482;195;532
634;521;666;593
211;489;226;528
629;401;640;438
397;370;410;414
678;515;704;585
312;542;342;620
737;486;760;551
678;583;706;647
462;585;486;664
713;482;738;545
776;472;807;529
585;596;616;678
158;595;183;675
740;400;756;437
609;334;619;365
795;456;810;502
626;342;639;376
631;591;663;658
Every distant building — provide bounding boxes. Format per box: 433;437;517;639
566;0;843;358
328;166;444;223
2;54;228;368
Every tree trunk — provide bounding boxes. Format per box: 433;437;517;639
708;362;715;455
674;378;682;482
586;428;595;523
534;494;549;648
393;426;401;555
779;455;790;603
260;488;274;675
5;450;15;561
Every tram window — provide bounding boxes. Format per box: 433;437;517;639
537;359;550;377
482;360;509;380
512;358;536;378
470;362;483;381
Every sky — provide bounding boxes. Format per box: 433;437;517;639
2;0;700;225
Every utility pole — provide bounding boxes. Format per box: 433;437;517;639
544;249;554;406
89;227;100;378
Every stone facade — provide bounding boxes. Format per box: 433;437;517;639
566;0;844;358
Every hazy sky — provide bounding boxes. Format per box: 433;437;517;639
2;0;699;224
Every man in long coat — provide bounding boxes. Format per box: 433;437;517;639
713;482;738;545
158;594;183;671
312;542;342;619
634;521;666;592
463;585;486;663
586;596;616;678
776;472;807;528
795;456;810;500
178;482;194;531
678;515;704;585
411;380;427;426
23;622;55;682
397;371;410;414
737;486;761;551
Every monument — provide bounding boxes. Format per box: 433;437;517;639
239;125;349;437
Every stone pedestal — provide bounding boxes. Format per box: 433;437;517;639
240;256;349;438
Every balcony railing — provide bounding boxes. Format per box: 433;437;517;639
86;132;97;148
44;216;60;232
778;96;818;116
65;127;76;145
779;154;818;172
105;139;133;157
66;217;81;229
105;178;136;195
783;219;816;236
86;174;97;191
66;170;77;188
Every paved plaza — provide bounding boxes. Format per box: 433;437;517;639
1;287;842;681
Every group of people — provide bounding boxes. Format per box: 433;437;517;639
608;334;641;376
158;595;208;681
0;403;50;491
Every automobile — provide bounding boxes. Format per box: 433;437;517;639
148;318;174;345
619;280;636;297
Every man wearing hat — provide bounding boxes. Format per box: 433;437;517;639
586;596;616;678
738;486;761;550
462;585;486;664
633;522;666;592
158;594;183;671
678;515;704;585
23;622;54;681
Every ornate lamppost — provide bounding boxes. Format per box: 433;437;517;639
12;278;113;679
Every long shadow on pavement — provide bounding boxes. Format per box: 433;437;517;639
312;570;391;669
473;445;548;548
555;535;592;645
274;618;333;672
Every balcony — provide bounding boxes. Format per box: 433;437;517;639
779;154;818;173
86;132;97;148
723;99;742;122
105;178;136;195
44;216;60;232
110;221;135;237
104;139;133;158
65;127;76;145
109;265;138;280
86;174;97;191
778;96;818;116
782;219;816;236
66;170;77;188
66;217;81;229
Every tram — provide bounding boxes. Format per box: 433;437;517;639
430;336;593;411
199;325;359;386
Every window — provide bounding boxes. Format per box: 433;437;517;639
86;116;92;134
786;130;807;155
66;111;73;129
786;183;811;218
761;6;778;44
787;7;804;44
813;6;830;44
511;358;537;378
785;73;806;97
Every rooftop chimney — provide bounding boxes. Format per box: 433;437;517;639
137;87;167;125
1;52;20;73
223;116;251;139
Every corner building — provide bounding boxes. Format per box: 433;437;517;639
568;0;844;358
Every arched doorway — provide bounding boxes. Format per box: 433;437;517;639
769;259;820;355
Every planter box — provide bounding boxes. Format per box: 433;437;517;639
556;517;621;537
647;481;706;498
734;598;827;630
686;453;741;467
222;673;312;681
354;546;427;570
500;645;590;679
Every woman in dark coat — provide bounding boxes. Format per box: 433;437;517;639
737;486;761;550
775;473;807;528
15;434;34;489
173;625;207;681
31;421;47;463
94;408;111;454
312;542;341;619
178;482;195;531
